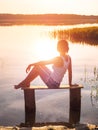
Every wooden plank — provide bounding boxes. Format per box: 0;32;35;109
22;84;83;90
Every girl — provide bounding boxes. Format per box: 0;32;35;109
15;39;72;89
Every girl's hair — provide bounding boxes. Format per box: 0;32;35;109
57;40;69;53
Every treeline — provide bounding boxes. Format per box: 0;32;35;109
51;26;98;45
0;14;98;25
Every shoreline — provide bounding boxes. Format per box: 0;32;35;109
0;123;98;130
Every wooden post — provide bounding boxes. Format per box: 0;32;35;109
69;88;81;124
24;89;36;126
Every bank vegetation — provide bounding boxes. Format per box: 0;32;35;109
51;26;98;45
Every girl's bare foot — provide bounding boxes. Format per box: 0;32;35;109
14;81;30;89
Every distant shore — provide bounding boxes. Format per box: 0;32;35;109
0;14;98;26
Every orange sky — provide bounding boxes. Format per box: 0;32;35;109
0;0;98;15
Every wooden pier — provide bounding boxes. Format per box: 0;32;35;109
22;85;83;127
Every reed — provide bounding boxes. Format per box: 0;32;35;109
51;26;98;45
82;65;98;108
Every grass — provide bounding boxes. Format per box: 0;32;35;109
51;26;98;46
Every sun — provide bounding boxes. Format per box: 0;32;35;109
33;39;58;60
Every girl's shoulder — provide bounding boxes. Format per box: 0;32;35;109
61;54;71;61
54;56;64;67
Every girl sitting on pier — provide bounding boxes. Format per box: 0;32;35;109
14;39;72;89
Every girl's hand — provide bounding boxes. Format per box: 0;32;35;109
70;84;79;87
26;64;32;73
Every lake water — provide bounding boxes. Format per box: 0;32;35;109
0;24;98;126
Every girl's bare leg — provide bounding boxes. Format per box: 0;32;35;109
14;65;39;89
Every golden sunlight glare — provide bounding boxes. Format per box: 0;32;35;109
33;39;58;60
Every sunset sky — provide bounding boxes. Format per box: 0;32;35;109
0;0;98;15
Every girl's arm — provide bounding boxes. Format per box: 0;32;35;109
26;59;53;73
68;57;79;87
68;56;72;86
26;57;62;73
